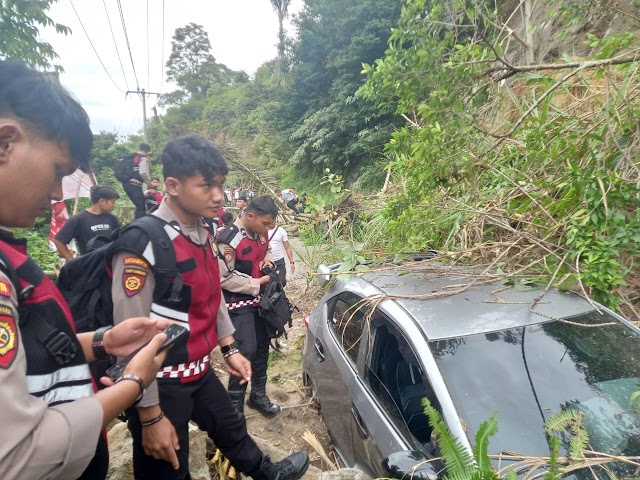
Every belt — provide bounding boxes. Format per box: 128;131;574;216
157;354;209;379
227;296;261;311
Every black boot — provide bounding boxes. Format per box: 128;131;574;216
250;453;310;480
247;375;281;417
228;389;246;416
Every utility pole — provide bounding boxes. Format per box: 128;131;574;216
126;88;161;142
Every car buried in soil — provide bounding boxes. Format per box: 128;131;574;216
302;263;640;479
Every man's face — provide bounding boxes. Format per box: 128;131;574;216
171;172;226;219
236;199;247;209
150;179;160;189
99;198;117;213
245;213;275;236
0;122;76;227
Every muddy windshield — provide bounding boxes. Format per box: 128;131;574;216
430;311;640;472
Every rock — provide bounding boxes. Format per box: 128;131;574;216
106;421;209;480
319;469;371;480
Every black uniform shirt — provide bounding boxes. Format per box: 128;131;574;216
55;210;120;255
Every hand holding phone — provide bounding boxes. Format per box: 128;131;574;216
106;324;187;382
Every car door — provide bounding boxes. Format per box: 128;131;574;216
350;309;439;477
311;291;368;467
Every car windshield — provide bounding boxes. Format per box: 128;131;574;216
430;311;640;470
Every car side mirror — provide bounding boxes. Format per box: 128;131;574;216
317;264;332;287
382;450;439;480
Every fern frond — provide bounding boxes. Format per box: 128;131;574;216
544;437;563;480
545;408;582;434
569;415;589;459
473;413;498;473
503;467;518;480
421;398;474;476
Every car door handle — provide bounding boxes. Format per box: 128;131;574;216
351;404;368;439
314;339;325;362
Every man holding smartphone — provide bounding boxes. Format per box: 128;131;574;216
110;135;309;480
0;59;170;480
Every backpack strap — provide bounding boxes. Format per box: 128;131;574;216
111;215;183;302
0;249;77;364
268;226;279;242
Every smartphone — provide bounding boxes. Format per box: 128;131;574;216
105;324;188;382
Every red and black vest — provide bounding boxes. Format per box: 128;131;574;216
0;235;94;404
0;234;109;479
217;224;269;310
119;220;222;383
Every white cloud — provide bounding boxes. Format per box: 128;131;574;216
40;0;302;135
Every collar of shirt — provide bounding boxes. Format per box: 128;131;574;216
153;199;208;245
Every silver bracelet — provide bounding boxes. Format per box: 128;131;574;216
223;348;239;359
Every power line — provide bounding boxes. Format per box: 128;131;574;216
102;0;129;91
116;0;140;89
69;0;124;93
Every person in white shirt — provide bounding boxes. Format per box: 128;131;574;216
267;222;295;286
275;189;299;214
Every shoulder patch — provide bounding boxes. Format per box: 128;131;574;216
0;280;11;298
209;237;219;258
122;256;149;297
0;306;18;369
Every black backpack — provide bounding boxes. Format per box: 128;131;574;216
113;152;139;182
57;216;182;382
258;273;295;339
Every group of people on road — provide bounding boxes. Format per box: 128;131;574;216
0;59;308;480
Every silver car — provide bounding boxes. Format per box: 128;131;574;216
302;263;640;479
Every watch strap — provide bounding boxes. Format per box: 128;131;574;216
92;326;113;360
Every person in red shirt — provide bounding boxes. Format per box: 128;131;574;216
145;176;165;213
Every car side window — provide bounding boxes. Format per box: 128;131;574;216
364;317;439;444
329;292;369;364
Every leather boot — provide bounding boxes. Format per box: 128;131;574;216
247;375;281;417
228;389;246;416
250;453;310;480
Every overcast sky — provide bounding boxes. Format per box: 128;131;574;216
40;0;302;136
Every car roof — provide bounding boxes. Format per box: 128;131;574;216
358;264;597;340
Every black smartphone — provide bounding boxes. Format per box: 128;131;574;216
105;324;188;382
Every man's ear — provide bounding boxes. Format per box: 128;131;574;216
0;122;21;166
164;176;181;196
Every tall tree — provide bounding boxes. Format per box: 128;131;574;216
0;0;69;71
269;0;291;77
165;23;234;100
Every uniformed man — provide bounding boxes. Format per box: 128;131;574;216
0;59;170;480
217;195;281;417
110;135;309;480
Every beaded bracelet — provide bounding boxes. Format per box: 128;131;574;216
141;412;165;427
222;348;239;359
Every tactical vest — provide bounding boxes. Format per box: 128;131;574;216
0;236;94;405
121;220;222;383
217;225;269;309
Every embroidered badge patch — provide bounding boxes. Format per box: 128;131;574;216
224;246;235;264
209;237;219;257
0;306;18;369
0;280;11;298
122;257;149;297
259;234;266;245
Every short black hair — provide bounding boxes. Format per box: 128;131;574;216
221;212;233;224
139;143;150;152
0;60;93;171
237;195;248;202
90;185;119;204
247;195;278;218
161;134;229;181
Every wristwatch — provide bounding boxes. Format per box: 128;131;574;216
220;341;239;355
92;326;113;360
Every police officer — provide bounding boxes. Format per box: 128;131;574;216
0;59;170;480
110;135;309;480
217;195;281;417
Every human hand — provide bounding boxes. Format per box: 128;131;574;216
259;275;271;285
259;260;274;270
104;317;172;358
290;262;296;274
224;352;252;384
100;332;169;389
142;416;180;470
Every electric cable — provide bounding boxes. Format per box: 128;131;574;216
102;0;129;91
69;0;125;93
116;0;140;89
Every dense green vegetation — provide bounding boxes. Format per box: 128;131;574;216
2;0;639;316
